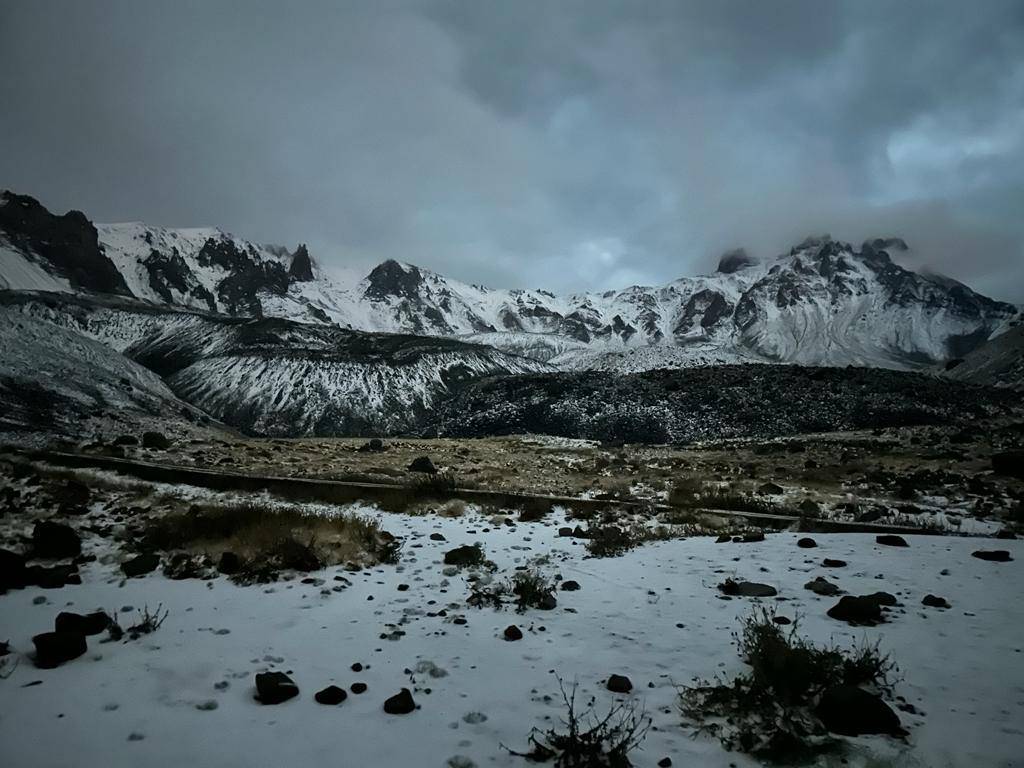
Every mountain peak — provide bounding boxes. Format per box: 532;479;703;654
363;259;424;300
289;244;314;282
716;248;757;274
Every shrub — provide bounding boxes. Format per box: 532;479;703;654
679;608;898;761
507;680;650;767
468;568;557;612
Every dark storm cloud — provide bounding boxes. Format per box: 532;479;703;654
1;0;1022;300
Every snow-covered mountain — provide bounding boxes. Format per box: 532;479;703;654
2;190;1019;372
0;291;552;437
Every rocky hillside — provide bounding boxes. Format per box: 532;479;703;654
944;323;1024;391
1;191;1018;372
0;291;551;437
426;365;1020;444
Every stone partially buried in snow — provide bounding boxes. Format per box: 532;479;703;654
55;610;111;636
606;674;633;694
717;579;778;598
972;550;1013;562
122;553;160;578
32;521;81;559
444;545;483;566
816;685;904;737
922;594;950;609
827;595;885;626
0;548;28;591
255;671;299;704
383;688;416;714
503;625;523;641
797;537;818;548
805;576;842;596
876;534;909;548
315;685;347;705
32;630;87;668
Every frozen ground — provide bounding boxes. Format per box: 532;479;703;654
1;503;1022;768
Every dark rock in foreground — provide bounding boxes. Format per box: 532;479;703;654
315;685;347;705
33;631;87;668
606;674;633;694
32;521;81;559
255;671;299;704
972;549;1013;562
816;685;903;736
383;688;416;714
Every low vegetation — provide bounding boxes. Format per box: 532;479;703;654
468;567;557;611
507;680;651;768
140;500;397;581
679;608;898;762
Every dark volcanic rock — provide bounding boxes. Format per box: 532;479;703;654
922;594;950;609
805;576;842;596
560;580;581;591
428;365;1013;444
122;553;160;578
816;685;903;736
822;558;847;568
972;550;1013;562
606;674;633;694
25;564;81;589
876;534;909;547
32;521;81;559
383;688;416;714
315;685;347;705
443;545;483;566
0;548;28;591
503;625;523;641
141;431;171;450
797;537;818;548
255;671;299;704
717;579;777;598
32;631;87;668
408;456;437;474
217;551;242;575
55;611;111;636
827;595;884;626
991;450;1024;479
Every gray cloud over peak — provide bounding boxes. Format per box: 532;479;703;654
1;0;1022;301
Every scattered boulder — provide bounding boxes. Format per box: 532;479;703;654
444;545;483;567
804;577;842;596
217;552;242;575
383;688;416;714
255;671;299;704
972;550;1013;562
816;685;903;736
32;631;87;668
991;450;1024;479
717;579;777;598
408;456;437;474
141;431;171;450
32;521;81;559
740;532;765;543
864;591;898;607
25;564;81;589
503;625;523;641
560;580;581;592
995;529;1017;540
606;674;633;694
0;548;28;591
351;682;368;694
714;534;731;543
358;438;386;453
827;595;884;626
315;685;348;705
429;532;447;541
55;611;111;636
758;482;784;495
922;594;950;609
876;534;909;548
52;479;91;508
121;553;160;578
822;558;846;568
797;537;818;549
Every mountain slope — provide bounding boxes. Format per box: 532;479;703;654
1;190;1019;372
0;305;207;443
0;291;552;437
944;323;1024;391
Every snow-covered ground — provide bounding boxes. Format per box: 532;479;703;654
1;500;1021;768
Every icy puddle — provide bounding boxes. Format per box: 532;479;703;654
1;506;1022;768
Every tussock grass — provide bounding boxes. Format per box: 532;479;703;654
141;500;395;575
680;608;898;761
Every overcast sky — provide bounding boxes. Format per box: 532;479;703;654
2;1;1022;300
